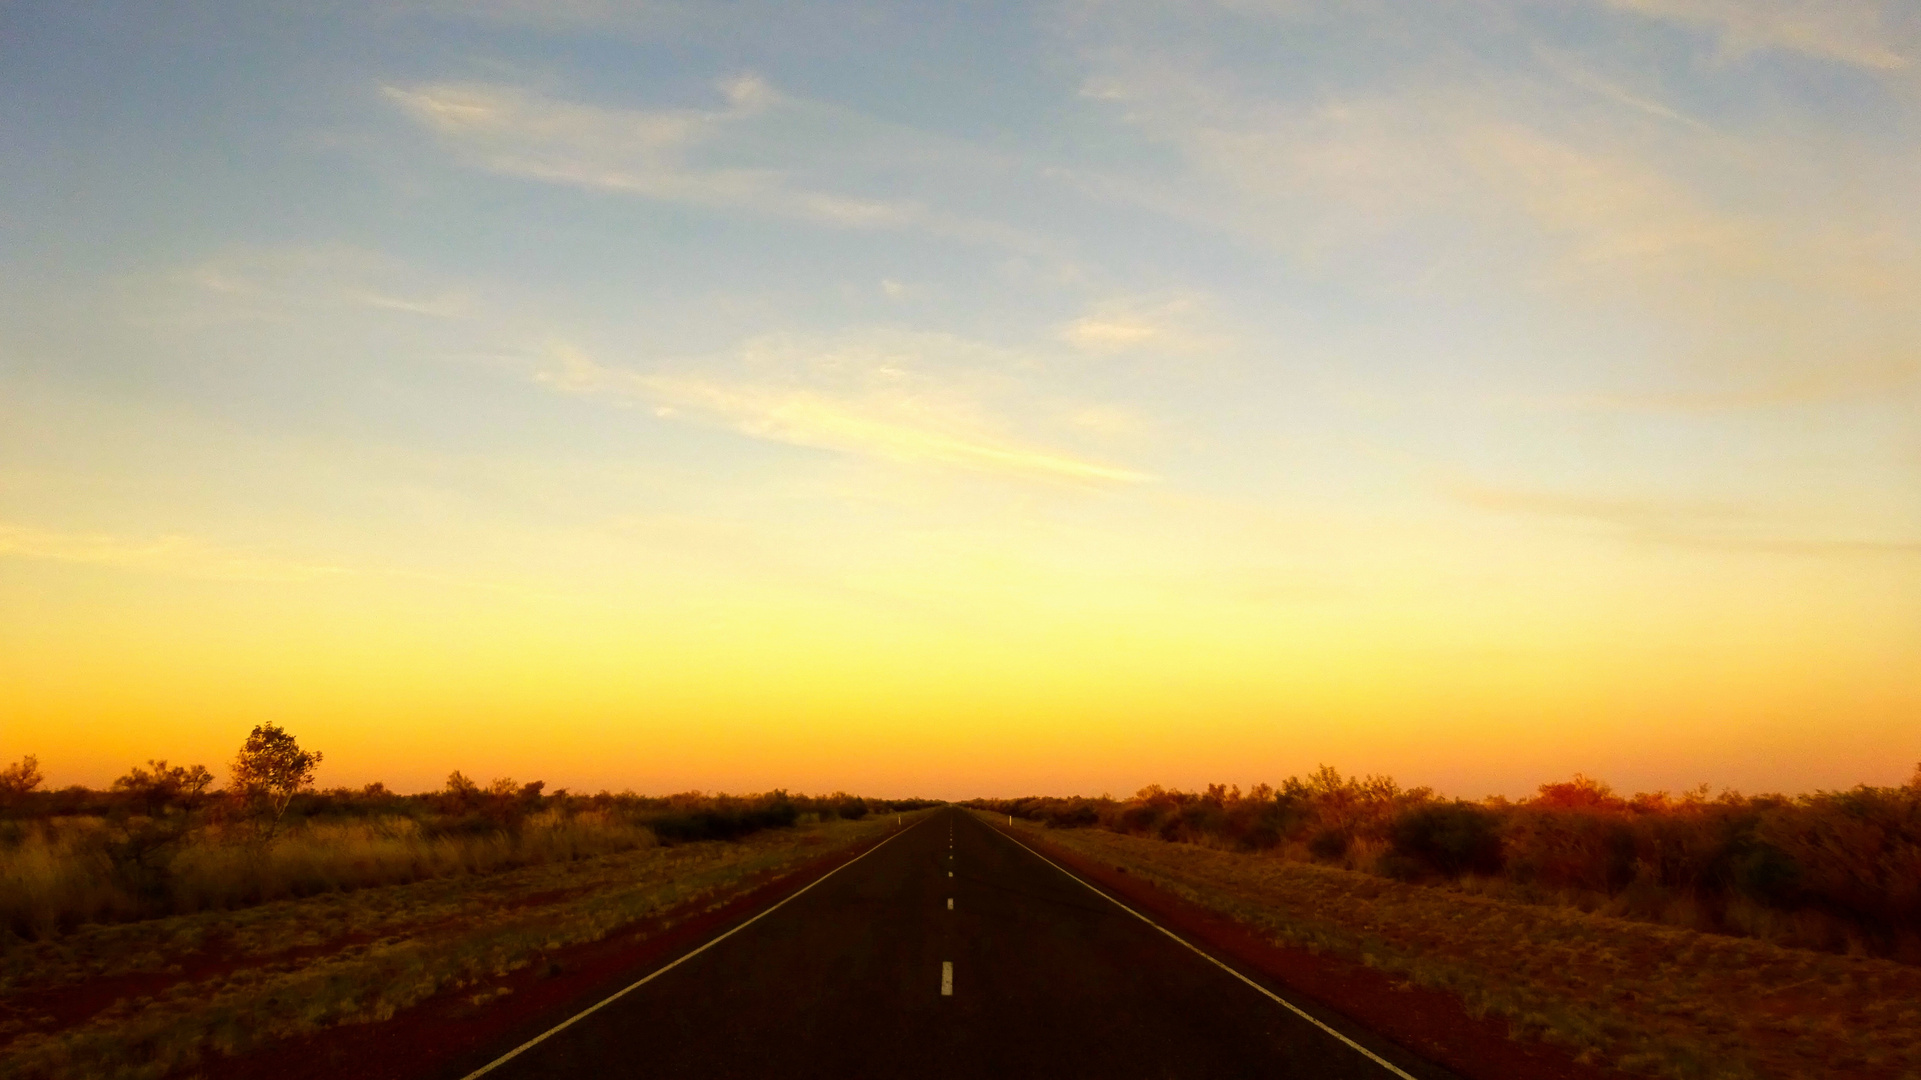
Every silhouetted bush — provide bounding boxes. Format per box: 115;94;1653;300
1044;801;1101;829
965;764;1921;962
648;795;799;843
1390;802;1503;877
1307;828;1350;863
830;792;869;820
0;746;923;936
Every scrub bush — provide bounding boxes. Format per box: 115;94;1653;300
967;764;1921;960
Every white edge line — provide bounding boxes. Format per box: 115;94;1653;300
458;818;924;1079
990;821;1421;1080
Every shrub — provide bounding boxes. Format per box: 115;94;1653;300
0;756;44;809
1118;803;1161;834
1503;807;1637;893
1390;802;1503;877
1726;834;1801;906
649;794;799;843
0;754;891;937
110;760;213;815
1044;801;1100;829
1307;828;1350;863
965;764;1921;961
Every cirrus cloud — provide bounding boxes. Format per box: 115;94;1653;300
533;336;1154;484
0;523;350;582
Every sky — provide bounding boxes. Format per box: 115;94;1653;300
2;0;1917;800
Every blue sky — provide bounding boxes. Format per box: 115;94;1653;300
2;0;1917;797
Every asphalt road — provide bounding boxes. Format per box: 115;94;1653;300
467;807;1454;1079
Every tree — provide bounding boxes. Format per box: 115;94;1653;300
111;760;214;815
230;724;322;840
102;761;211;892
443;770;480;813
1531;774;1626;811
0;755;43;805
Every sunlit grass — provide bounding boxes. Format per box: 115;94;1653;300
0;810;657;939
1;813;917;1080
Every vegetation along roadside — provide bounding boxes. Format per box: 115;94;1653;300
0;736;935;1080
979;805;1921;1080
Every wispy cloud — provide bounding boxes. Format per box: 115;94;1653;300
157;245;472;325
1535;48;1714;132
1088;72;1752;272
1446;479;1752;529
1601;0;1912;70
1071;34;1921;404
1442;478;1920;557
385;78;1036;247
1058;295;1221;354
1062;403;1152;437
1529;356;1921;413
534;338;1153;484
0;523;351;582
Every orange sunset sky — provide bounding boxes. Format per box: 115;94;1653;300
3;0;1917;799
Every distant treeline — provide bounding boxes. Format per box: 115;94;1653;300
0;747;937;938
8;776;933;839
0;755;935;840
965;766;1921;962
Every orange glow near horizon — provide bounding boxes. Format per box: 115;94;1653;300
7;511;1916;799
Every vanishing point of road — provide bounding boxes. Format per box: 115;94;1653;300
455;807;1457;1079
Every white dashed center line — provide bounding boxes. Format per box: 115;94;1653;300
941;961;954;996
947;897;954;910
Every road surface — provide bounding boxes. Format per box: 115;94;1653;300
460;807;1454;1079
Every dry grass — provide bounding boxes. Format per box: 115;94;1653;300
971;772;1921;961
991;814;1921;1080
0;812;918;1080
1;810;661;939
